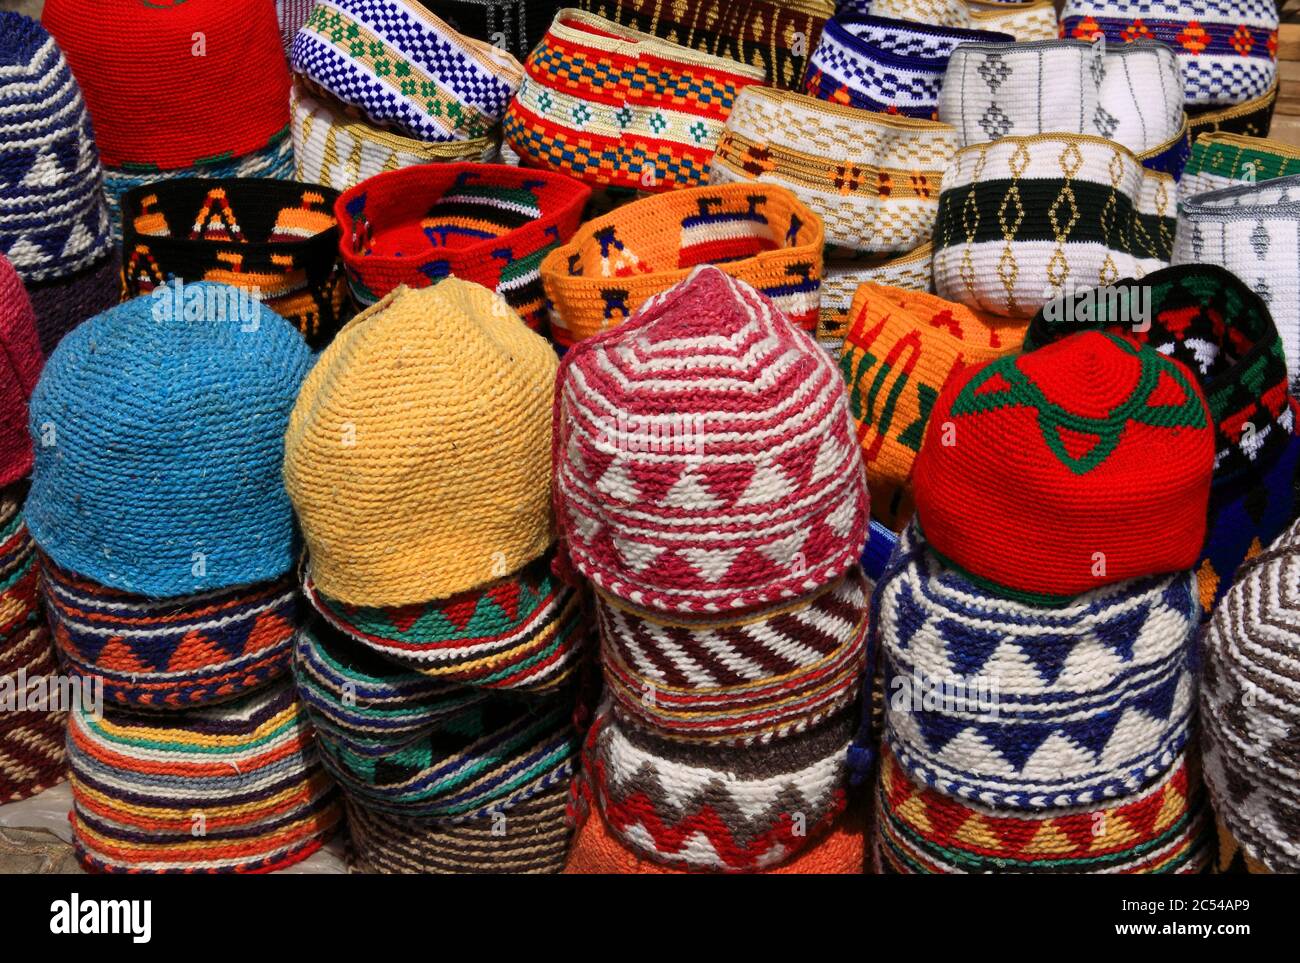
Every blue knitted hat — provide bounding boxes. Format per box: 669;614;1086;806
26;281;312;596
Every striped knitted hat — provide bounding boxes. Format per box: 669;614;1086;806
554;266;868;614
67;679;342;873
820;243;934;353
0;257;43;488
709;85;959;255
932;133;1176;319
0;14;111;286
26;284;314;597
1062;0;1279;108
879;524;1200;809
333;163;590;328
839;284;1025;531
504;9;766;193
41;554;299;710
1182;133;1300;202
912;331;1214;602
291;0;524;143
859;0;1060;39
542;183;824;347
283;280;559;608
434;0;563;62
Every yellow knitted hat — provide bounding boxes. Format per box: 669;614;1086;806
283;280;558;606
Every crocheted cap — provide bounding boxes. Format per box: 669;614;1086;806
0;256;43;487
42;0;291;170
26;281;313;597
912;330;1215;602
0;13;110;283
284;279;559;607
554;265;869;613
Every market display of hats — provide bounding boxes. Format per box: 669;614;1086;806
1181;132;1300;200
860;0;1059;40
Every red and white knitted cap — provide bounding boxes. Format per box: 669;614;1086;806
553;266;869;614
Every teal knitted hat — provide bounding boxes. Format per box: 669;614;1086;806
26;280;313;596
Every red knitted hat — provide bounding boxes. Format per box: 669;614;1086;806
554;265;869;614
0;255;44;487
42;0;290;170
911;331;1215;602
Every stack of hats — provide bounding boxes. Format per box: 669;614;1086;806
1025;264;1300;618
1181;132;1300;200
27;282;341;871
856;0;1059;40
554;266;872;873
42;0;295;240
1200;517;1300;874
0;254;63;805
283;279;590;874
870;331;1216;873
0;13;116;356
120;178;349;349
332;163;590;331
541;183;824;347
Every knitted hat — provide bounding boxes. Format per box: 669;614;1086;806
67;679;342;873
291;81;498;194
596;566;869;744
879;525;1200;809
938;39;1184;158
1136;115;1193;182
292;0;523;143
42;554;299;710
26;283;314;597
710;85;959;255
23;250;119;358
283;280;558;607
1182;133;1300;202
333;163;590;328
43;0;291;171
344;783;571;873
0;14;111;285
0;258;43;488
932;134;1176;319
1062;0;1279;108
1217;818;1273;874
121;178;348;350
1185;78;1278;142
1173;174;1300;389
875;743;1212;873
554;267;868;613
911;332;1214;601
820;243;934;353
840;284;1025;531
304;553;588;693
861;0;1059;40
277;0;316;56
1201;518;1300;873
541;183;824;347
435;0;564;63
503;9;766;193
804;15;1013;119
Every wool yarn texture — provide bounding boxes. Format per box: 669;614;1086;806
278;0;317;56
874;742;1212;873
434;0;563;62
42;0;291;171
1200;519;1300;873
541;183;824;346
1216;818;1273;874
303;552;587;694
937;39;1184;160
1173;174;1300;390
503;9;766;193
911;332;1213;602
859;0;1059;40
803;15;1013;120
1061;0;1279;108
0;257;43;488
21;250;118;357
332;163;590;328
1184;79;1278;143
709;85;959;255
586;701;855;872
41;555;299;711
283;280;558;608
66;678;342;873
0;14;111;286
120;178;348;350
576;0;832;90
839;284;1026;531
290;81;499;193
879;524;1200;809
1181;133;1300;202
26;282;313;598
291;0;523;143
596;566;869;745
819;243;934;353
554;266;869;614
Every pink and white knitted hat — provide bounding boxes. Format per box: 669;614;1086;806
0;254;43;487
553;266;869;614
